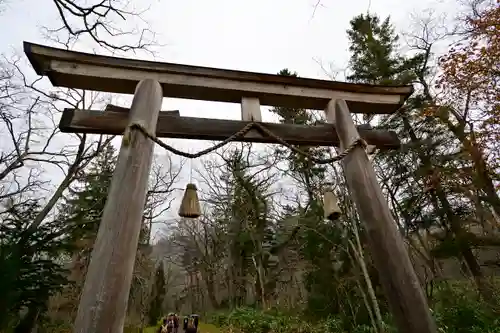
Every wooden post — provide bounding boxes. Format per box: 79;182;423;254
241;97;262;122
325;99;437;333
73;79;163;333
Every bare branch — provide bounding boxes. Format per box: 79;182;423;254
43;0;160;54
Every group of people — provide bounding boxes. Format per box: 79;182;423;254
158;313;199;333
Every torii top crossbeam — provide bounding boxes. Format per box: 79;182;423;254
23;42;412;114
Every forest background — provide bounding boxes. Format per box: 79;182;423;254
0;0;499;332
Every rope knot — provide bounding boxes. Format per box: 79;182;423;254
123;121;149;146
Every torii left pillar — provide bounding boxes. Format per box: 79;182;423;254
73;79;163;333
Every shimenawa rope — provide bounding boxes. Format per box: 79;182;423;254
123;121;367;164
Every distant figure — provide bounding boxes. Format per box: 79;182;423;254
158;314;176;333
172;313;180;333
184;314;199;333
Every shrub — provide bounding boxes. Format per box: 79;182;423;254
207;293;499;333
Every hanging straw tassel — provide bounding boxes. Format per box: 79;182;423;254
323;190;341;221
178;183;201;218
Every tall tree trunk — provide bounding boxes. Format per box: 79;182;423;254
202;269;218;309
439;112;500;216
403;116;498;309
346;249;378;333
348;234;385;333
252;255;267;309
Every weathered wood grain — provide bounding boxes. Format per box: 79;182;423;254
59;109;401;150
240;97;262;122
104;103;180;116
73;79;163;333
24;41;413;114
325;99;437;333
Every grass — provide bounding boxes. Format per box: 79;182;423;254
198;323;222;333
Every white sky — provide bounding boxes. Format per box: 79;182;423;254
0;0;458;239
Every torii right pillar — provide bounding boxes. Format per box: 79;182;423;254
326;99;437;333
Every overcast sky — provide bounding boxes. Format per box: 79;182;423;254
0;0;457;239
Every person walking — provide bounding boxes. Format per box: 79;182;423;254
183;314;199;333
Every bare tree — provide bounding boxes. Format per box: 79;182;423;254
144;155;185;243
42;0;158;53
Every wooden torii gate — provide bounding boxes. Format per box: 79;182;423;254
24;41;437;333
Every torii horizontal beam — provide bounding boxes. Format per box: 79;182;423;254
60;108;401;149
104;103;180;115
23;41;413;113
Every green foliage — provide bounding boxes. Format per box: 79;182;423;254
0;145;118;331
431;281;500;333
208;307;359;333
347;13;421;86
207;285;500;333
58;144;117;246
0;199;70;330
143;327;159;333
346;12;500;309
197;322;222;333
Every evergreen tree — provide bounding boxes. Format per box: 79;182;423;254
0;199;68;330
148;263;166;326
55;144;118;315
346;13;431;234
347;14;420;86
272;69;329;205
62;144;117;248
345;13;498;307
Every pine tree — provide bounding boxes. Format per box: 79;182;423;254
346;13;431;232
345;13;498;307
347;14;420;86
0;199;68;330
55;144;117;314
63;144;117;248
271;69;328;204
